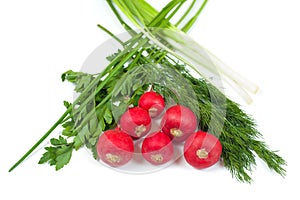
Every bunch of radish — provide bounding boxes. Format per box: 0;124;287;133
96;90;222;169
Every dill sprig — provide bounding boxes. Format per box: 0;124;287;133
174;62;286;182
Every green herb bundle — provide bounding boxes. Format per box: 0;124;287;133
9;0;286;183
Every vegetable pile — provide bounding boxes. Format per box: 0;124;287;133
9;0;286;183
97;90;220;168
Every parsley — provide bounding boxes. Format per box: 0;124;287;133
38;136;73;171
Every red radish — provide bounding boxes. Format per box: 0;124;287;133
160;105;197;142
96;129;134;167
120;107;151;138
138;91;165;118
184;131;222;169
142;131;174;165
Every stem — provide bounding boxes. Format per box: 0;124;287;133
97;24;124;45
72;34;142;115
61;114;72;124
147;0;184;27
206;50;259;94
74;36;148;117
126;49;143;69
166;1;185;21
8;33;143;172
110;0;142;29
155;51;168;63
181;0;208;32
122;0;146;28
9;107;72;172
73;93;112;133
107;0;137;36
175;0;196;26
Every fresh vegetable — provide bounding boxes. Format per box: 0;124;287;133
38;135;74;171
142;131;174;165
97;129;134;167
9;0;286;183
138;91;165;118
161;105;197;142
120;107;151;138
184;131;222;169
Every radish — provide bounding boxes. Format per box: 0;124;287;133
119;107;151;138
96;129;134;167
138;91;165;118
142;131;174;165
160;105;197;142
184;131;222;169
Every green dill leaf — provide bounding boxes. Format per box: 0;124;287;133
251;140;287;177
157;58;287;183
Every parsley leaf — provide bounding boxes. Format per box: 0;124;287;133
38;135;74;170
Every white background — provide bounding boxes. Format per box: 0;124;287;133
1;0;299;199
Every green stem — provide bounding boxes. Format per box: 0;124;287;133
72;34;142;114
73;93;112;133
97;24;124;45
8;33;143;172
146;0;184;27
126;49;143;69
74;43;149;136
181;0;208;32
8;107;72;172
166;1;185;21
107;0;137;36
95;38;148;95
175;0;196;26
73;36;147;117
155;51;168;63
61;114;72;124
